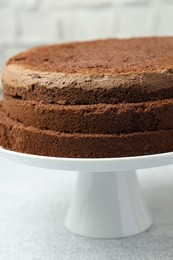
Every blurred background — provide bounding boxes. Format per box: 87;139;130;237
0;0;173;80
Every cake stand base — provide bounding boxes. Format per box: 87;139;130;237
65;171;152;238
1;147;173;239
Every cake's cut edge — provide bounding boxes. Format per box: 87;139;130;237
1;104;173;158
3;97;173;134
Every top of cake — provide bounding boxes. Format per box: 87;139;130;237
7;37;173;75
3;37;173;105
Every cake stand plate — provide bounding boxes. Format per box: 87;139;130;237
0;147;173;238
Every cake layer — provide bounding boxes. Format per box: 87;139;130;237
3;37;173;105
3;97;173;134
1;105;173;158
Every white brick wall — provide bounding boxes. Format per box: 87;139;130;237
18;11;59;43
117;5;151;37
60;9;117;41
41;0;114;9
157;3;173;35
0;0;173;91
0;9;16;44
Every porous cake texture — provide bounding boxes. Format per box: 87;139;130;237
1;37;173;158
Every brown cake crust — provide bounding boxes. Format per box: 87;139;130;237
2;37;173;105
1;105;173;158
3;97;173;134
1;37;173;158
6;37;173;75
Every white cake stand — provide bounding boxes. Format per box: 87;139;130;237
0;147;173;238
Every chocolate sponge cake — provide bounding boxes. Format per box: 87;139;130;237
1;37;173;158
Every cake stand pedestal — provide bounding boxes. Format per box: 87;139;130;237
65;170;151;238
0;147;173;238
